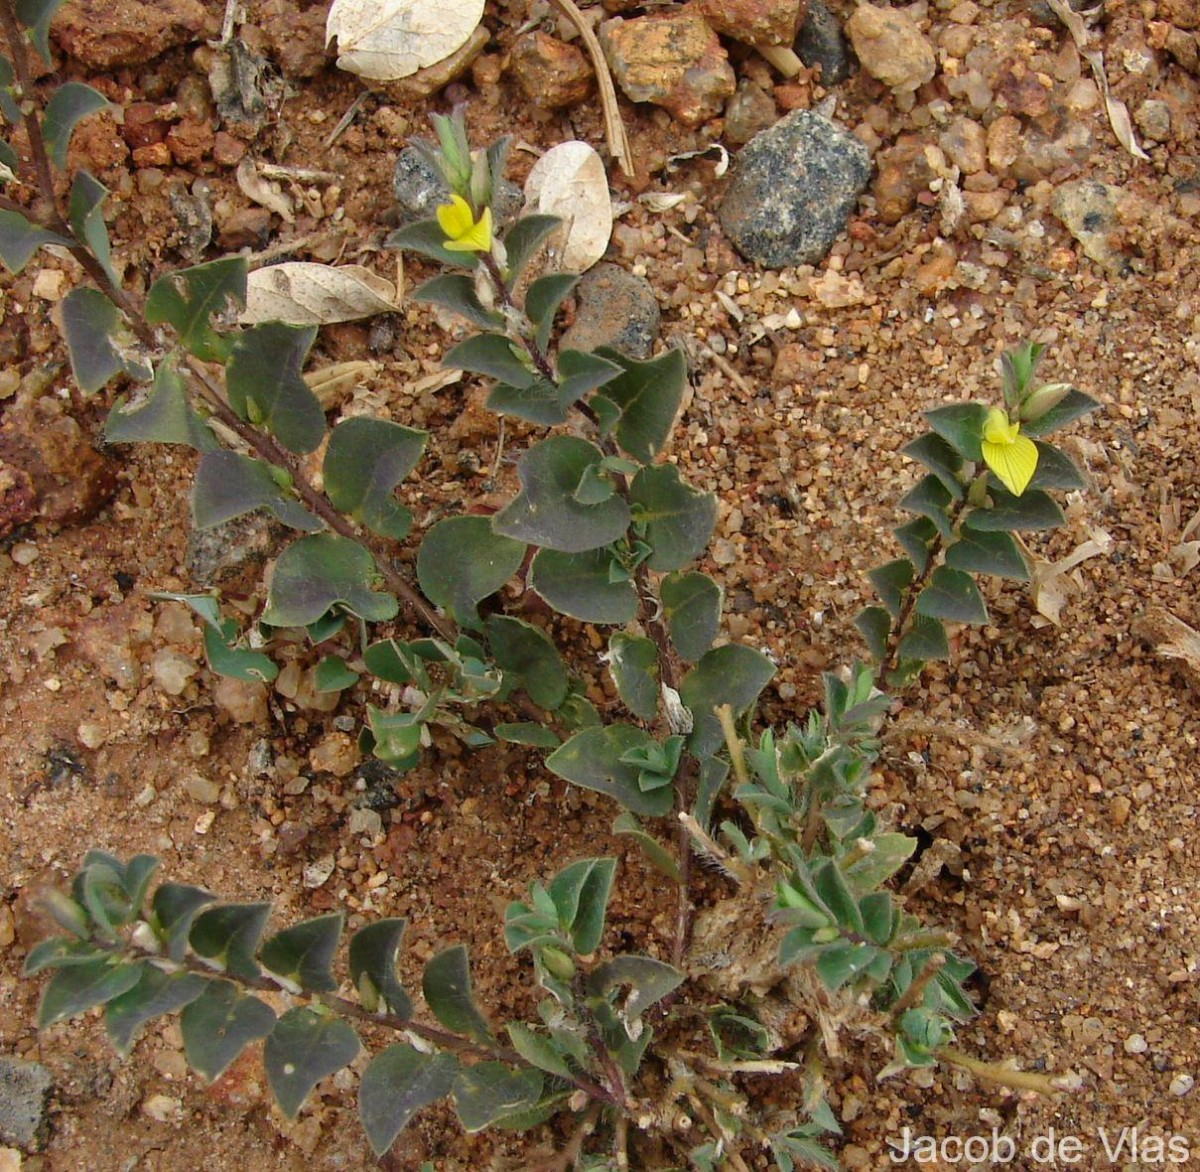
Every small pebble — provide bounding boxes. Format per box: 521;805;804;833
76;722;107;749
1124;1033;1148;1054
10;543;38;566
185;774;221;804
1169;1074;1194;1096
141;1094;183;1124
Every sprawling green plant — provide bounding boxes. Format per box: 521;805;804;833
3;5;1093;1163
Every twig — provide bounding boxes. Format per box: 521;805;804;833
546;0;635;178
936;1046;1071;1095
324;91;371;150
182;357;458;643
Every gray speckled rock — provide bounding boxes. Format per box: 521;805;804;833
0;1056;53;1151
559;263;660;359
392;147;523;227
718;111;871;268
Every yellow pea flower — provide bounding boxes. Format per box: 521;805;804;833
435;194;493;253
981;406;1038;496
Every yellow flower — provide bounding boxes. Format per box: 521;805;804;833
981;407;1038;496
435;194;493;253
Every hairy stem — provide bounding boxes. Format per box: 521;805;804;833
935;1046;1069;1094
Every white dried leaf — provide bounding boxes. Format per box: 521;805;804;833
523;141;613;273
326;0;485;81
236;157;294;222
1028;527;1112;625
242;263;400;325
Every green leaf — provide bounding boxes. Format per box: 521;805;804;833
264;1007;360;1119
899;474;954;539
145;256;247;364
816;942;884;992
945;528;1029;581
324;417;426;540
204;618;279;682
694;756;729;829
359;1046;459;1157
526;273;577;351
591;347;686;461
1028;441;1086;491
545;725;673;817
411;273;503;329
151;883;216;961
38;958;143;1027
485;615;568;709
386;217;475;268
1000;341;1046;404
262;534;397;626
556;349;623;411
313;655;358;692
915;566;988;624
680;645;776;756
0;208;69;273
61;288;141;395
105;969;208;1057
452;1063;543;1133
613;812;681;882
897;614;949;662
529;548;638;625
226;323;324;454
444;333;535;388
548;857;615;953
902;433;964;498
629;464;716;571
363;640;420;687
348;919;413;1018
868;558;914;620
0;136;18;175
362;708;423;771
23;937;105;975
181;980;276;1082
189;902;272;981
588;955;684;1023
606;633;658;721
505;1023;575;1079
15;0;68;61
43;83;109;171
845;834;917;894
893;517;939;572
486;377;568;426
854;606;891;662
192;450;321;532
422;945;493;1043
261;913;343;993
417;515;525;630
661;572;722;662
1019;388;1100;438
67;169;118;288
966;487;1065;531
494;722;560;748
0;58;18;125
106;358;217;450
925;403;988;462
709;1008;770;1061
494;437;630;553
502;214;561;280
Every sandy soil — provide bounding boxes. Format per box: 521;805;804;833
1;0;1198;1168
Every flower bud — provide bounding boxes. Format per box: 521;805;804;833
1018;382;1072;423
539;944;576;981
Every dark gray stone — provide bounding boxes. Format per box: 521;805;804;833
718;110;871;269
558;263;661;360
0;1056;53;1151
392;147;522;227
795;0;853;86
